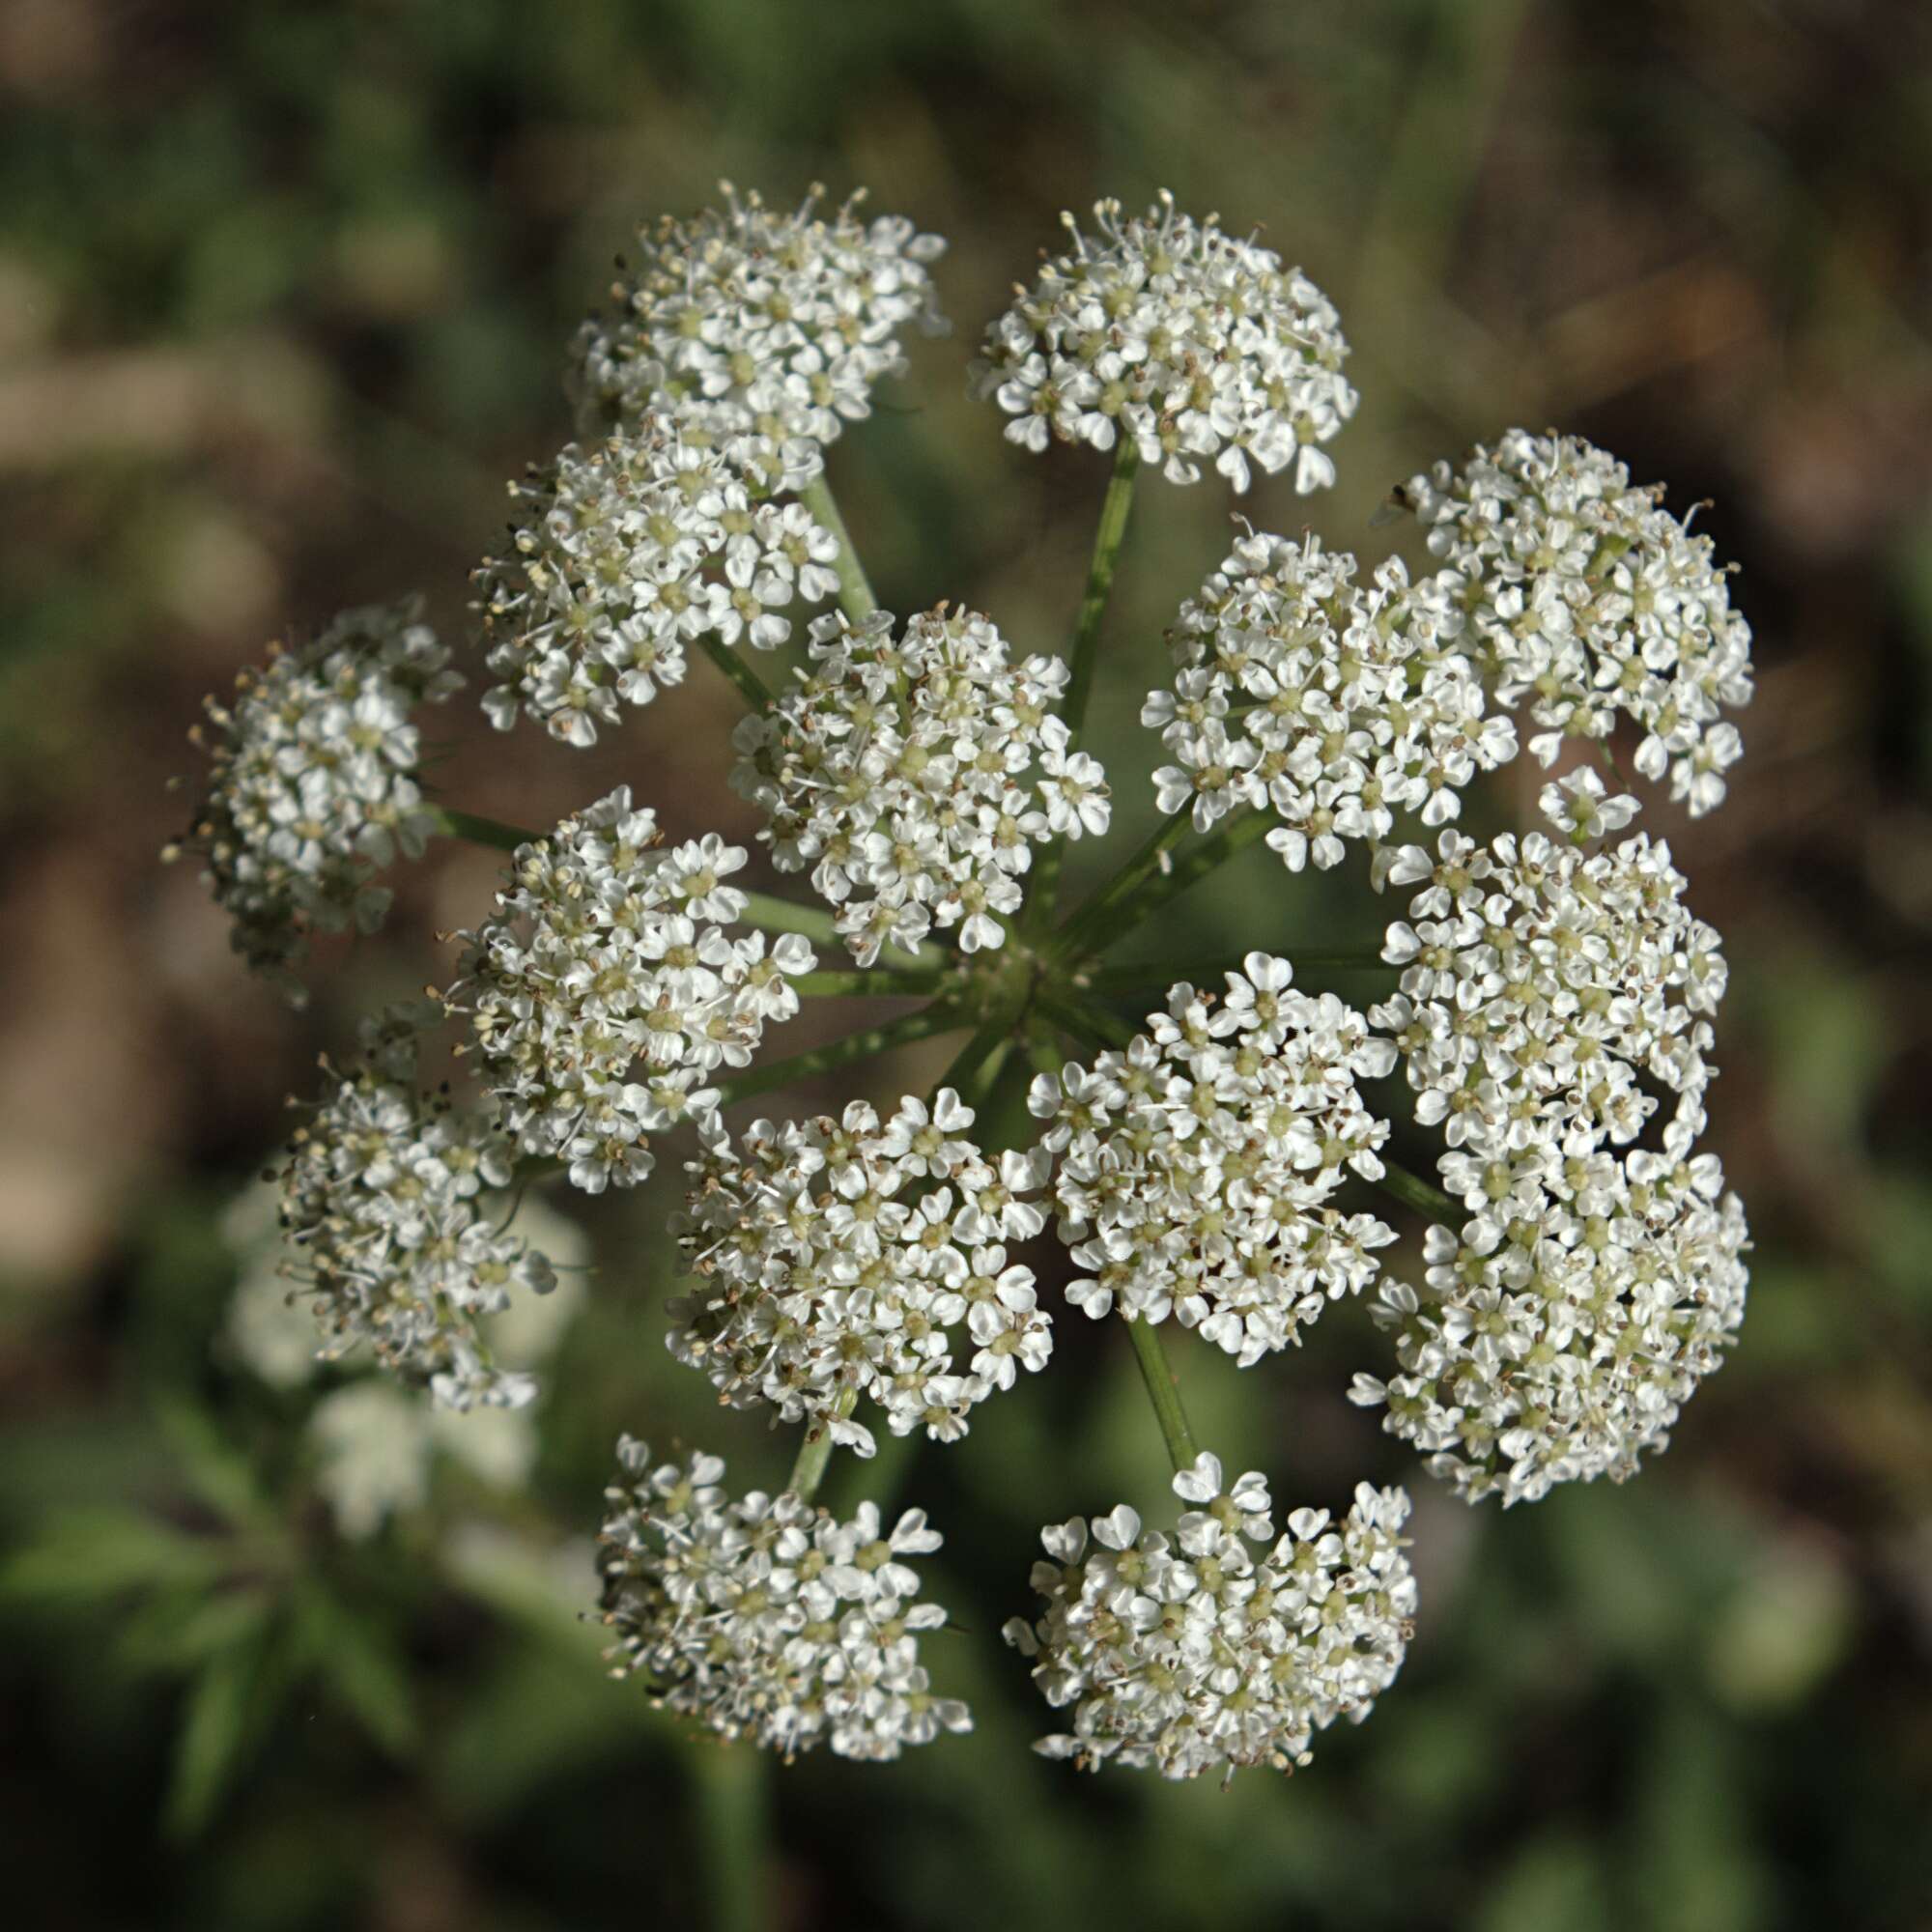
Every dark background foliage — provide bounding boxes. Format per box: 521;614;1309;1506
2;2;1930;1927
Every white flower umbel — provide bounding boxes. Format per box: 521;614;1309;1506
1369;813;1727;1167
172;598;462;992
668;1093;1051;1453
1351;1149;1750;1506
573;184;948;466
1004;1454;1415;1781
597;1438;972;1762
448;787;814;1194
1146;533;1515;866
1027;955;1398;1363
475;421;840;746
972;191;1355;492
278;1004;560;1409
1398;428;1754;813
730;606;1112;963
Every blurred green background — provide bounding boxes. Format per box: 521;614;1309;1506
3;1;1930;1926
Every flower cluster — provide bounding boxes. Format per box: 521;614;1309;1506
1146;533;1516;867
173;599;461;989
1368;798;1726;1164
1352;1148;1750;1505
574;184;947;469
730;606;1111;963
277;1004;560;1409
1398;429;1754;813
1027;955;1397;1363
597;1439;971;1762
668;1093;1051;1453
973;191;1355;491
447;787;813;1192
475;422;840;746
1004;1454;1415;1780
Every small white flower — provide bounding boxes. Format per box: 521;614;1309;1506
668;1096;1051;1448
574;184;948;466
974;192;1355;493
731;607;1110;964
1008;1463;1416;1779
1028;956;1397;1362
598;1440;971;1761
278;1004;562;1409
173;600;460;993
447;788;813;1191
1397;429;1753;814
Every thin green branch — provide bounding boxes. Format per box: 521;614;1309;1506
1376;1158;1461;1222
713;1005;970;1109
798;471;878;623
1027;443;1140;933
696;633;778;713
1048;808;1195;961
1059;809;1277;963
1122;1316;1201;1476
690;1746;767;1932
737;891;948;971
1073;950;1393;995
787;967;955;999
426;805;536;852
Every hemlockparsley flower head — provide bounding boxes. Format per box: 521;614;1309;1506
1146;532;1516;867
475;420;840;746
447;787;815;1193
278;1002;560;1409
597;1438;971;1762
972;191;1356;492
667;1093;1051;1454
1004;1453;1415;1780
171;598;461;992
1397;428;1754;813
573;184;948;465
1369;818;1726;1166
1351;1149;1750;1506
1027;955;1398;1363
730;606;1112;963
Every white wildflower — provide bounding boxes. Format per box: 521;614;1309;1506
597;1439;971;1761
668;1094;1050;1452
1027;954;1398;1362
1398;429;1753;812
474;421;840;746
730;607;1111;964
1351;1149;1750;1505
171;599;461;993
973;191;1355;491
1369;824;1726;1165
278;1003;561;1409
1004;1455;1415;1779
447;787;815;1193
1147;533;1515;864
574;184;948;467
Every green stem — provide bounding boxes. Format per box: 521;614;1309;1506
939;1021;1019;1107
1038;992;1134;1053
696;633;778;713
1049;808;1195;961
788;967;955;999
1073;951;1392;995
1122;1315;1201;1476
785;1417;840;1504
1377;1158;1461;1222
737;890;947;971
1027;445;1140;934
1060;809;1277;964
714;1005;970;1109
690;1745;766;1932
799;471;878;623
426;805;535;852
